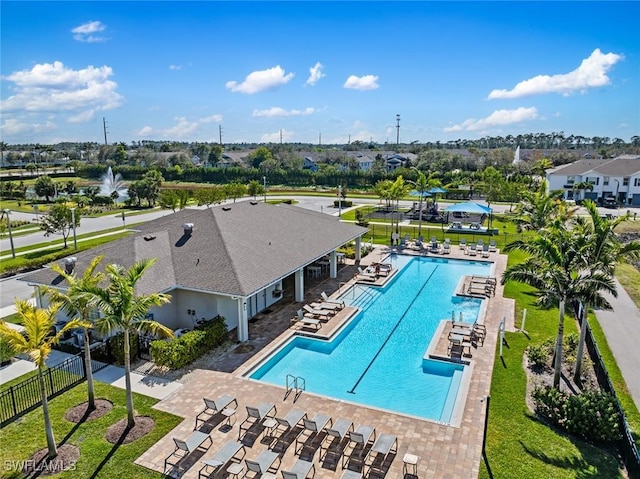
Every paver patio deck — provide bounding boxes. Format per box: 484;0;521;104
135;245;513;478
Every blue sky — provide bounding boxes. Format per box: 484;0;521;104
1;1;638;145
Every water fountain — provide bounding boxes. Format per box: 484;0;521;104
99;167;128;200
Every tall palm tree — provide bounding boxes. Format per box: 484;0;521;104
0;301;86;458
40;256;105;411
502;228;594;388
571;201;640;382
84;259;172;428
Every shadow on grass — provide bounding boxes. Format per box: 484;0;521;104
89;425;128;479
520;415;623;479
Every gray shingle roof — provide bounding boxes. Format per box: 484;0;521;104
21;202;368;298
549;155;640;176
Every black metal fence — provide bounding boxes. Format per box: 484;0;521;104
580;309;640;478
0;353;108;427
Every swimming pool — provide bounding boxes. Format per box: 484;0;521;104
248;255;492;423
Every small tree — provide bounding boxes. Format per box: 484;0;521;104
0;301;86;459
40;203;80;248
34;175;56;202
224;182;247;203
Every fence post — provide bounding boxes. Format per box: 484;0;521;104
48;368;54;395
10;386;18;417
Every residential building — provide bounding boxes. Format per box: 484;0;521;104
546;154;640;205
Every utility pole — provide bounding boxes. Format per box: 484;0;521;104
103;117;109;145
348;134;351;145
396;114;401;146
219;124;223;145
280;129;283;144
319;132;322;146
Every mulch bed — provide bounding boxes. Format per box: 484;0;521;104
23;444;80;477
65;399;113;423
106;416;155;444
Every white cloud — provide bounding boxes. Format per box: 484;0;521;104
444;107;538;132
135;114;223;139
169;65;182;71
226;65;294;94
0;118;56;136
0;61;123;121
261;129;294;143
343;74;379;90
71;21;107;43
252;107;314;118
488;49;623;99
305;62;325;86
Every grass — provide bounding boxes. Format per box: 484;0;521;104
615;262;640;309
0;382;182;478
0;313;22;325
479;257;624;478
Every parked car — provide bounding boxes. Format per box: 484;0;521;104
603;197;618;208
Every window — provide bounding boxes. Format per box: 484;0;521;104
634;178;640;187
567;176;575;185
603;176;609;186
586;177;599;185
623;177;629;186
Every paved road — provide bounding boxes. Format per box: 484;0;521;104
594;280;640;411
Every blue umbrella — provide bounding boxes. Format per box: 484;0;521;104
444;202;492;214
428;186;448;194
409;190;431;197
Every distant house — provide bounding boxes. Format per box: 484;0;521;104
383;153;417;172
546;154;640;205
303;156;318;172
21;202;368;342
355;154;374;171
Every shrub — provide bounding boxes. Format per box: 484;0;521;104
0;336;16;365
107;331;139;365
150;315;228;369
527;343;550;369
532;385;623;443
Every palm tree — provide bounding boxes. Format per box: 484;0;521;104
0;301;86;458
84;259;172;428
502;228;588;388
571;201;640;382
512;179;568;232
388;176;411;244
40;256;105;411
408;168;429;238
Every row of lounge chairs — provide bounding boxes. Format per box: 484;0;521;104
168;392;399;478
466;276;497;297
447;320;487;357
354;263;392;282
291;292;347;330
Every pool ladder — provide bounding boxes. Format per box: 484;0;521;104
285;374;305;402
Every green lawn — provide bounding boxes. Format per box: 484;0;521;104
0;382;182;479
479;252;628;478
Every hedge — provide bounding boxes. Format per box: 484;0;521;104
150;315;228;369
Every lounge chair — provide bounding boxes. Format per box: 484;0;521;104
442;242;451;254
355;267;377;282
240;402;276;436
281;458;315;479
310;301;341;311
429;241;440;253
323;418;354;464
198;441;245;479
489;239;497;252
467;243;477;256
245;449;281;476
321;291;345;308
365;433;398;474
293;310;322;330
296;412;332;452
165;430;212;473
195;394;237;429
481;244;490;257
345;424;376;461
274;408;307;437
302;304;335;319
459;238;467;250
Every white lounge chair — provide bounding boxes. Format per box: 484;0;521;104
355;267;377;282
459;238;467;250
275;408;307;437
240;402;276;437
346;424;376;462
302;304;335;319
321;291;345;308
489;239;497;252
365;433;398;474
310;301;341;311
442;242;451;254
293;310;322;330
481;244;490;257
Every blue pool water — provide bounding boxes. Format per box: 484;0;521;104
249;255;492;423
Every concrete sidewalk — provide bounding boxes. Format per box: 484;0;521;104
594;278;640;411
0;349;182;400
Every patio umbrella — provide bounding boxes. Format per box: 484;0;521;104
409;190;431;197
444;202;491;214
428;186;448;194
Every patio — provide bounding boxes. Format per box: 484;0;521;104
135;247;514;478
